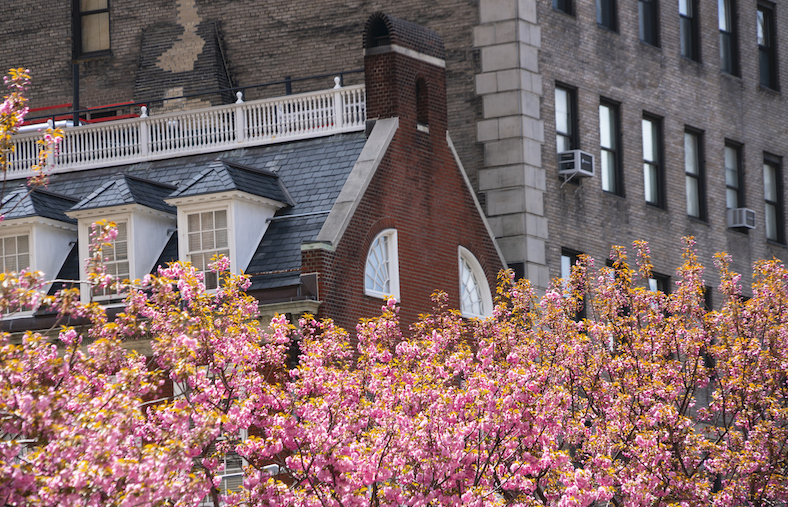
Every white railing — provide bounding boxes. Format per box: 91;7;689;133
6;84;366;179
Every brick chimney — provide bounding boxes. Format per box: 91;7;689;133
363;13;448;136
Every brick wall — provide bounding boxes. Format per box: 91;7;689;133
539;0;788;296
302;44;503;335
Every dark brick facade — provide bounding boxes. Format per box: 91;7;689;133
0;0;483;189
540;0;788;294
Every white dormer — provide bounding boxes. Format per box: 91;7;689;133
65;176;178;303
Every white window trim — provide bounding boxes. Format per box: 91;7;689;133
175;202;233;291
364;229;400;300
458;246;493;318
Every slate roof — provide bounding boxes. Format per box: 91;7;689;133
38;132;367;292
71;175;176;214
0;188;78;224
47;244;80;295
167;160;294;206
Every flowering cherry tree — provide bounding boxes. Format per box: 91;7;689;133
1;71;788;506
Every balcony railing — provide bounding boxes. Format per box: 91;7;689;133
7;83;366;179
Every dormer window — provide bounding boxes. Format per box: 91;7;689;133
93;221;129;299
187;210;229;290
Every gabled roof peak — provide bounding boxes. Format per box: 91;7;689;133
168;159;294;206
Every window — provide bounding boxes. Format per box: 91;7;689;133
639;0;660;46
642;115;664;207
649;273;671;293
553;0;572;15
684;130;705;219
561;249;586;320
597;0;617;30
365;229;399;300
758;3;778;90
458;247;492;318
187;211;229;290
93;222;128;299
416;78;429;131
75;0;110;56
719;0;738;74
555;85;578;153
599;100;622;195
763;156;784;243
724;143;744;209
680;0;700;60
0;235;29;273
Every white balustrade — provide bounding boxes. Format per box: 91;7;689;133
5;83;366;179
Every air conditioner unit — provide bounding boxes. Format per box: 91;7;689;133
558;150;595;179
727;207;756;229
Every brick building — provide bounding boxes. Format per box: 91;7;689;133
1;13;505;334
3;0;787;303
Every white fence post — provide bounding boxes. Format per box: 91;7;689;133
333;85;344;130
139;106;149;159
234;91;246;143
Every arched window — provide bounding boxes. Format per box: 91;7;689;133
365;229;399;299
458;246;492;318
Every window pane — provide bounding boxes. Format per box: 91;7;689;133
718;0;730;30
601;151;616;193
644;163;659;203
82;12;110;53
202;231;215;250
460;258;484;316
555;88;569;134
365;235;390;294
765;202;777;240
188;232;201;252
684;133;698;175
215;228;228;249
726;188;739;209
188;213;200;233
17;253;29;271
764;162;777;200
16;235;28;253
686;175;700;217
679;0;691;16
725;147;738;188
215;210;227;229
599;105;612;149
757;10;766;46
642;119;654;161
201;212;214;231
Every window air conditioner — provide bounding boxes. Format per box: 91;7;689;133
727;207;756;229
558;150;595;179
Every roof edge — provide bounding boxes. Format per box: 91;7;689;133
446;130;509;270
315;117;399;246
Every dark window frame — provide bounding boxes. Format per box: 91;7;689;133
642;113;665;208
597;0;618;31
680;0;700;61
649;272;671;294
599;98;623;196
555;83;579;153
719;0;739;75
684;128;706;220
561;248;587;321
639;0;660;47
757;2;779;90
724;141;745;210
73;0;111;58
763;153;784;243
553;0;573;15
